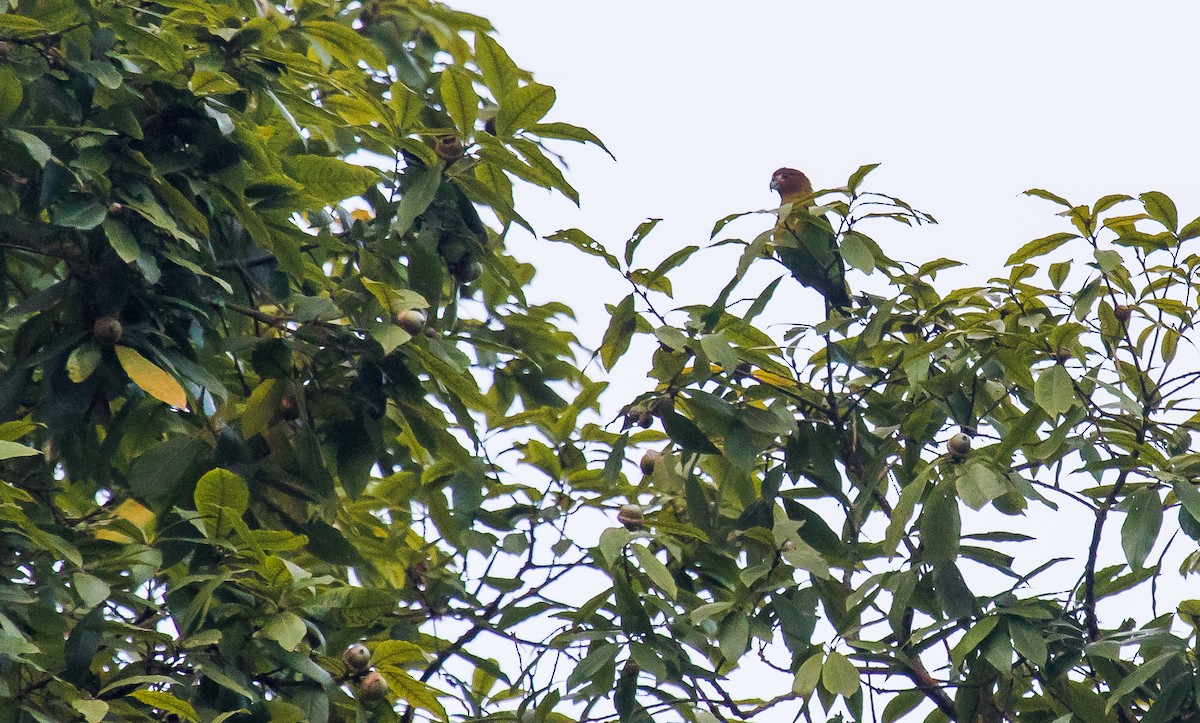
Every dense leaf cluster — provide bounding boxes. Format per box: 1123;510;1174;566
3;0;1200;722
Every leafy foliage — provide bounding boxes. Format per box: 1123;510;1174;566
1;0;1199;722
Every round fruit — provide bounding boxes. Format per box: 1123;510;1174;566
617;503;644;530
639;450;662;476
357;669;388;700
394;309;427;336
947;432;972;459
342;642;371;673
455;260;484;283
434;134;464;162
438;237;470;265
1114;304;1132;324
92;316;123;346
423;327;440;340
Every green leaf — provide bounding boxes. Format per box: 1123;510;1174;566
1173;481;1200;524
1024;188;1072;207
718;612;749;662
194;468;249;540
1140;191;1178;232
793;652;823;697
661;411;719;454
285;155;379;205
1034;364;1074;416
259;612;306;652
545;228;619;270
72;573;110;609
531;121;614;158
115;346;188;409
103;219;140;263
956;463;1007;510
72;700;108;723
821;651;859;697
496;82;555;135
475;33;520;97
599;295;636;371
0;66;22;124
1005;232;1077;265
440;66;480;134
0;440;41;460
1121;489;1162;569
301;20;387;69
5;128;52;166
128;691;198;722
0;14;47;37
566;643;619;691
919;483;960;565
393;165;442;235
882;690;924;723
950;615;998;666
1105;652;1176;712
631;544;676;599
840;232;875;273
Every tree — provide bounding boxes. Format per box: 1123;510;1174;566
1;1;1198;722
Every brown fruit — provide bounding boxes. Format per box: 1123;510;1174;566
639;450;662;475
617;503;644;530
1114;304;1132;324
434;134;464;162
357;669;388;700
394;309;427;336
92;316;123;346
1055;346;1072;363
423;327;441;340
342;642;371;673
947;432;972;459
107;201;124;215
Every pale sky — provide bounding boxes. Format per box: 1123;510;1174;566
446;2;1200;717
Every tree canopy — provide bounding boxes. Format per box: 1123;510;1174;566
2;1;1200;722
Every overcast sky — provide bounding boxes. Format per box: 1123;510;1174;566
447;2;1200;715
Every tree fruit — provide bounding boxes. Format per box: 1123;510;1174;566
357;669;388;700
1055;346;1072;363
947;432;972;460
1114;304;1132;324
438;236;470;265
617;504;644;530
342;642;371;673
455;260;484;283
92;316;123;346
434;134;464;161
639;450;662;475
423;327;440;340
394;309;426;336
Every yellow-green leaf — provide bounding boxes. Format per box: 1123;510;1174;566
632;543;677;599
0;440;41;460
115;345;188;409
128;690;198;722
821;651;860;697
194;468;249;540
440;66;479;134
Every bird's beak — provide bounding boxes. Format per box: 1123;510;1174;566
769;177;779;192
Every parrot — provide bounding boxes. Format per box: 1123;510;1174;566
769;167;852;310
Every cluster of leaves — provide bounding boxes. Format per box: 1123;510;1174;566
549;171;1200;722
5;0;1200;721
0;0;611;720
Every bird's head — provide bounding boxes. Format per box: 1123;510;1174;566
770;167;813;201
